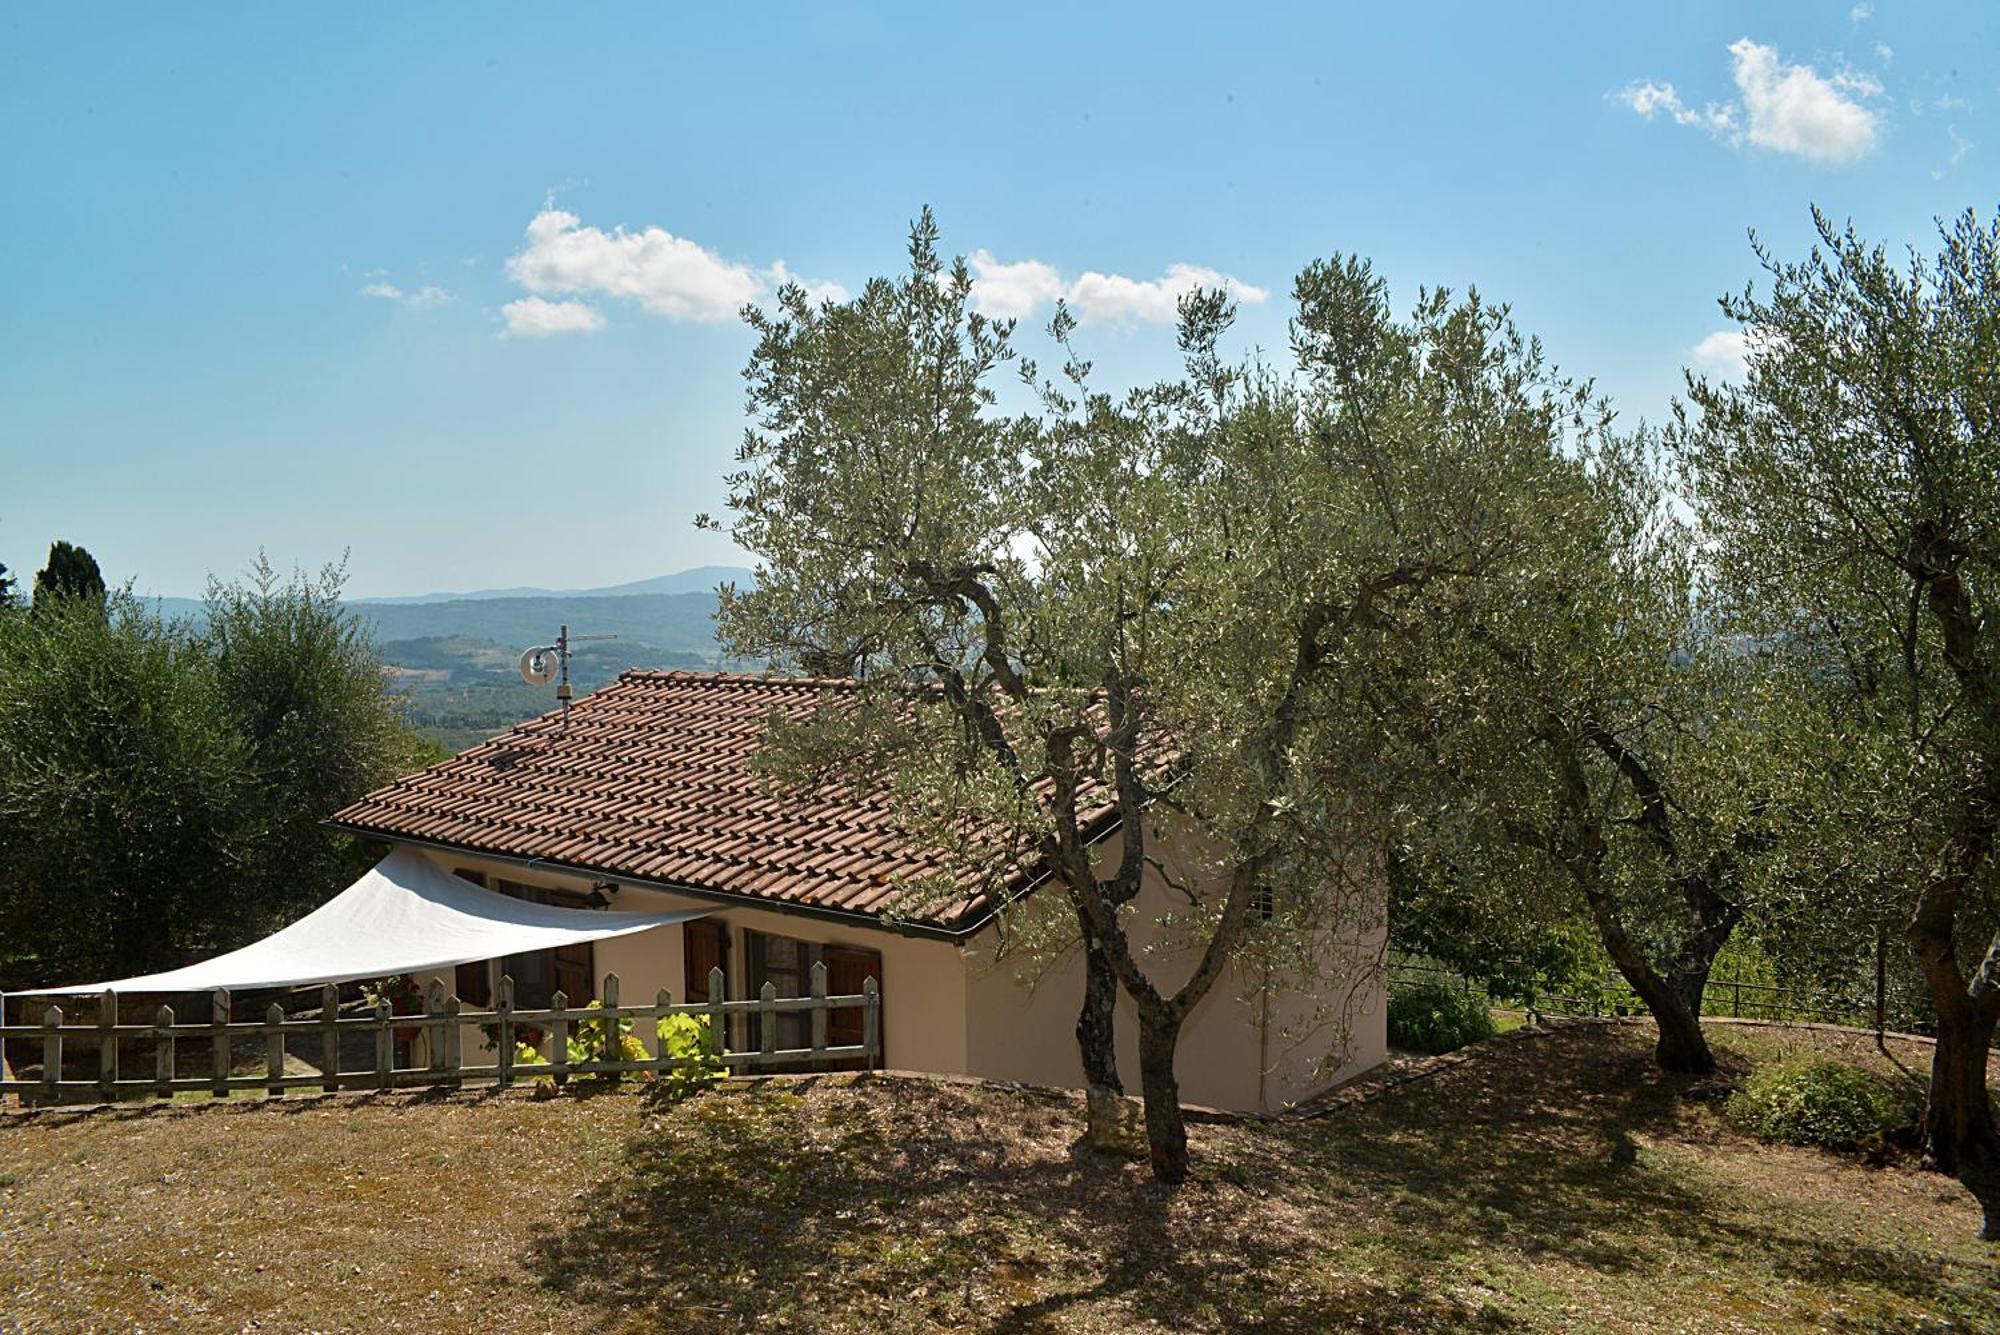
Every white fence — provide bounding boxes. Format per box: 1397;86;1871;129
0;964;878;1104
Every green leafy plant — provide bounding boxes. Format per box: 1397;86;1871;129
1725;1057;1910;1149
652;1013;724;1104
567;999;651;1075
1387;979;1496;1055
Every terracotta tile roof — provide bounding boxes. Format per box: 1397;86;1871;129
329;670;1115;935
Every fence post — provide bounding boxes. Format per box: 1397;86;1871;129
155;1004;175;1099
320;983;340;1095
41;1005;61;1103
863;976;880;1071
497;976;515;1089
425;979;447;1077
707;967;725;1069
211;989;231;1099
654;988;672;1078
444;993;462;1088
265;1003;286;1098
759;981;777;1061
97;990;118;1101
549;991;570;1088
600;974;620;1070
809;960;828;1064
373;999;392;1092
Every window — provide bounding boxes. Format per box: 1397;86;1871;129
745;931;809;1050
743;929;882;1071
496;880;595;1009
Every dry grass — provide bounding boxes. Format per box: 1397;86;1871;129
0;1024;1993;1333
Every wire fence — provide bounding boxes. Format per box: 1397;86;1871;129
1388;958;1922;1033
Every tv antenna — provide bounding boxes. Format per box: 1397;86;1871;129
519;623;616;729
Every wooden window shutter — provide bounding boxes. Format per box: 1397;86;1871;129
546;889;595;1003
684;920;729;1002
822;944;882;1070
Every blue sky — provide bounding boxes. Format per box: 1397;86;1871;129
1;3;1991;599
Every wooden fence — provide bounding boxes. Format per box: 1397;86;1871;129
0;964;878;1105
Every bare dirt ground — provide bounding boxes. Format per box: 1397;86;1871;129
0;1022;1992;1333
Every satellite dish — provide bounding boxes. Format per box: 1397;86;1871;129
518;646;559;686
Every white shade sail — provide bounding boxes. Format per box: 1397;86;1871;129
10;847;706;997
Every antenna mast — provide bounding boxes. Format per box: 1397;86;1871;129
519;623;617;729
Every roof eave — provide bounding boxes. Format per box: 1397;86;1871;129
320;819;985;942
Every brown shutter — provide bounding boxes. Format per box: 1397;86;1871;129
547;890;595;1003
453;870;492;1005
684;919;728;1002
823;944;882;1070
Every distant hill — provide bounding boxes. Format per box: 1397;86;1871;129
132;568;758;752
353;565;754;605
354;590;728;655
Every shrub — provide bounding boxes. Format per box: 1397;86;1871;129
568;1000;651;1072
1725;1057;1909;1148
652;1013;725;1105
1388;979;1496;1055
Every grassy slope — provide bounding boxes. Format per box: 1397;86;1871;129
0;1025;1993;1333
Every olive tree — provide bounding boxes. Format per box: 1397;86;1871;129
1376;431;1765;1073
1677;206;2000;1237
708;214;1590;1180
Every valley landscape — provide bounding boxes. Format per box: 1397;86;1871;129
154;566;752;753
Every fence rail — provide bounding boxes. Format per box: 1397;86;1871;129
0;964;879;1105
1388;958;1912;1030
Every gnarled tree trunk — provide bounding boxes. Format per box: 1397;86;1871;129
1135;1003;1189;1183
1924;1005;2000;1241
1910;891;2000;1242
1585;887;1718;1075
1076;916;1121;1095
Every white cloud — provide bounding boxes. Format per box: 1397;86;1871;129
1617;37;1882;166
500;201;1261;336
505;207;847;325
1850;3;1872;24
1689;329;1753;378
767;261;851;308
500;296;607;337
1614;81;1736;136
360;279;449;310
963;249;1268;325
1070;264;1270;325
965;250;1068;321
1933;124;1973;180
1732;39;1880;163
1690;327;1786;380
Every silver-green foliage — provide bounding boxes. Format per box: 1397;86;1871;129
706;210;1625;1178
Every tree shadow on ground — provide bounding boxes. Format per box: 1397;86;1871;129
524;1074;1510;1332
523;1031;1995;1331
1284;1027;1988;1310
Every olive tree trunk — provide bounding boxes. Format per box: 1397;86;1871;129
1910;895;2000;1241
1135;1004;1189;1183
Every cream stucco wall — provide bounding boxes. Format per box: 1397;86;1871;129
960;828;1386;1113
406;848;969;1075
403;834;1384;1113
